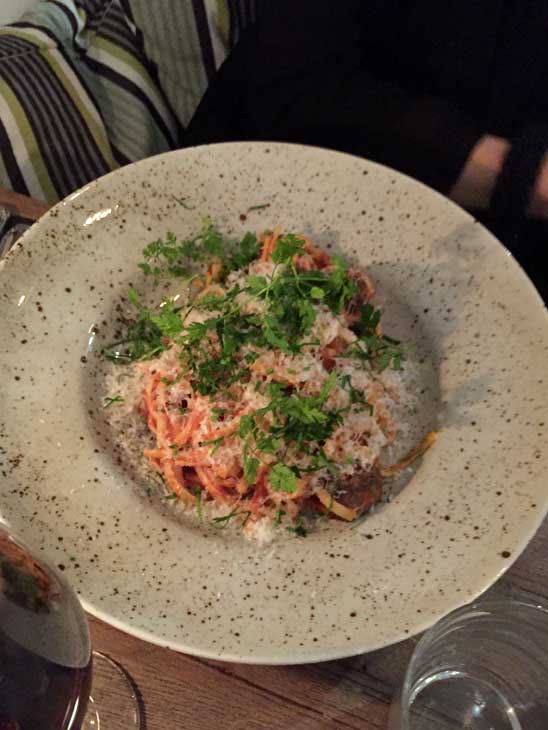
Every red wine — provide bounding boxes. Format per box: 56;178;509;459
0;530;92;730
0;630;91;730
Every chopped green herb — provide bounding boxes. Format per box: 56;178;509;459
271;234;305;264
227;232;260;271
243;455;260;486
310;286;325;300
255;435;282;454
352;303;405;371
102;309;166;363
274;508;286;525
103;395;124;408
287;519;308;537
239;414;256;439
269;463;299;493
246;274;268;296
356;303;381;336
139;222;260;282
195;488;203;522
150;301;184;339
211;508;252;529
339;373;373;412
200;435;225;455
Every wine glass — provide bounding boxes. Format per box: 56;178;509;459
0;524;142;729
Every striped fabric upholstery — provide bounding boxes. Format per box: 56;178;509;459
123;0;258;127
0;0;259;204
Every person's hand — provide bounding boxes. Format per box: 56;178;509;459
450;135;510;211
528;155;548;219
451;134;548;220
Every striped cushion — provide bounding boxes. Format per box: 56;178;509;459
124;0;258;127
0;0;259;204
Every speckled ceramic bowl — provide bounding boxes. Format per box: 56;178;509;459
1;143;548;664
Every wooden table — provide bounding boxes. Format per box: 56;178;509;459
2;187;548;729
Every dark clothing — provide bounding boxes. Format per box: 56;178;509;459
188;0;548;193
186;0;548;299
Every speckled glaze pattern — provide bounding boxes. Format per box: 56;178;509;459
1;143;548;665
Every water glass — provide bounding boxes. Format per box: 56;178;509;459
390;595;548;730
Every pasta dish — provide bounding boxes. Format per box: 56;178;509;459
103;221;434;538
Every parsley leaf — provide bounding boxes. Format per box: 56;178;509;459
243;455;260;485
323;259;359;314
352;303;405;371
339;373;373;412
262;314;292;352
246;275;268;296
103;395;124;408
355;303;382;337
200;435;225;454
239;414;256;438
211;408;226;422
310;286;325;300
271;234;305;264
127;288;140;307
150;301;183;339
140;223;260;282
274;508;286;525
269;463;299;493
211;508;251;529
195;488;203;522
228;232;260;270
102;310;166;363
287;519;308;537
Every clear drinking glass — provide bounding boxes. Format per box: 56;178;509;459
390;595;548;730
0;525;141;729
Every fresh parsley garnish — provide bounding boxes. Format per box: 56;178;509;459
200;435;225;455
210;408;226;422
211;508;252;529
274;508;286;525
287;519;308;537
243;454;260;486
352;303;405;371
195;488;203;522
269;464;299;493
138;221;260;281
103;395;124;408
102;311;166;363
271;234;305;264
